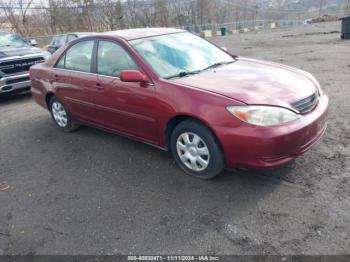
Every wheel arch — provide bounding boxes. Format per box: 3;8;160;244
45;92;55;109
164;114;224;153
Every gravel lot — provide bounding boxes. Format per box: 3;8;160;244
0;21;349;255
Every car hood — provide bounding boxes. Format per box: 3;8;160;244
173;57;318;109
0;46;44;59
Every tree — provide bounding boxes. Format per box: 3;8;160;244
155;0;169;26
98;0;124;30
0;0;34;36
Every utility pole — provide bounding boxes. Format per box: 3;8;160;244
318;0;324;17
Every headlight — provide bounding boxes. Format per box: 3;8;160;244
304;72;323;97
227;105;301;126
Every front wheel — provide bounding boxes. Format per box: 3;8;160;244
170;120;225;179
49;96;79;132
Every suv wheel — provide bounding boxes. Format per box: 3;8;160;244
49;96;79;132
170;120;225;179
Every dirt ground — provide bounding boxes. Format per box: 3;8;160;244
0;21;349;255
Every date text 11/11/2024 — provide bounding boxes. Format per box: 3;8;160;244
127;255;220;261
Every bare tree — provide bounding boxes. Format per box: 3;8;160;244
154;0;169;26
0;0;34;36
346;0;350;15
97;0;124;30
126;0;138;27
319;0;324;17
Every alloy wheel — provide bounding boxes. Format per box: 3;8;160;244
51;101;68;127
176;132;210;172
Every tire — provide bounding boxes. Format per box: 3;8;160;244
49;96;79;132
170;119;225;179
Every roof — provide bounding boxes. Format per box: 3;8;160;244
104;28;185;41
74;32;94;35
62;32;93;34
53;32;93;37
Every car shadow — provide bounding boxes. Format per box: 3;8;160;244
0;92;32;105
71;124;298;198
30;111;299;199
40;121;299;192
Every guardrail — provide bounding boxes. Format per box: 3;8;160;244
184;19;308;36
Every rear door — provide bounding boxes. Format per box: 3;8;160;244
53;40;98;123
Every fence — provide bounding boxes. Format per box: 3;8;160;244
183;19;306;34
28;18;340;48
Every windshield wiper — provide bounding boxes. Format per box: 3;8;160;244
201;60;235;71
165;60;236;79
165;70;201;79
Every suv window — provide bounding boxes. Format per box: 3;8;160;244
50;36;58;46
56;40;94;72
97;40;138;77
67;34;77;42
0;32;28;48
58;35;67;47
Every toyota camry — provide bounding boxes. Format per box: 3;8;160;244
30;28;328;179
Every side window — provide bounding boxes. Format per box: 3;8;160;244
62;40;94;72
97;40;138;77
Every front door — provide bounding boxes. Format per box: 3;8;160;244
92;40;159;143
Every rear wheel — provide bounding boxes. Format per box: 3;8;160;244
49;96;79;132
170;120;225;179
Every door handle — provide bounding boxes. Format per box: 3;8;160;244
49;74;59;83
95;83;104;90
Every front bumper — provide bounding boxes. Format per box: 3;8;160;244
0;73;31;94
215;94;329;168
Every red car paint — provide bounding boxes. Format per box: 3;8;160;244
30;29;328;168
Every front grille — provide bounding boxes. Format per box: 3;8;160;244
6;76;30;85
292;93;318;114
2;86;12;91
0;57;44;75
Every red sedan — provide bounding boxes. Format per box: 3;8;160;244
30;28;328;179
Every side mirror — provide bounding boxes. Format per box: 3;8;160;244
221;46;227;51
29;39;37;46
120;70;150;83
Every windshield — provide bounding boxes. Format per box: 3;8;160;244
0;32;28;48
130;32;234;79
